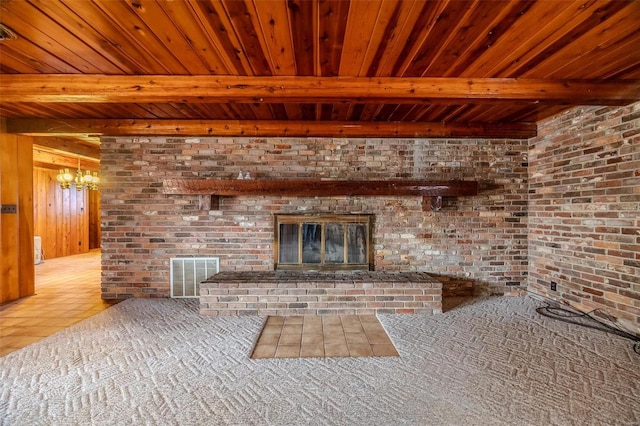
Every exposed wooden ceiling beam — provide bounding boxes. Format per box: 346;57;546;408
33;137;100;159
1;75;638;105
33;148;99;171
6;119;537;139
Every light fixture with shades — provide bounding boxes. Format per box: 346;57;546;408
56;158;99;191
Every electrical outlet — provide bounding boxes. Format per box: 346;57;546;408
550;281;557;291
1;204;17;214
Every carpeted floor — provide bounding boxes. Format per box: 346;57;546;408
1;296;638;425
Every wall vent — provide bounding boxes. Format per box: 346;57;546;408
170;257;219;298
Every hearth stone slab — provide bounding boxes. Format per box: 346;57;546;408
200;271;442;316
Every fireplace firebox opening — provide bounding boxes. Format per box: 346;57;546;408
274;214;373;271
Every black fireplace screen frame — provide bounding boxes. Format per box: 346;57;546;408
273;214;373;271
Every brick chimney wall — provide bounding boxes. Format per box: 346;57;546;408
100;137;528;299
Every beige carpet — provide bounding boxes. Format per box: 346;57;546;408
1;296;638;425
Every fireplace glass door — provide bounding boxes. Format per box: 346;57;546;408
275;214;372;271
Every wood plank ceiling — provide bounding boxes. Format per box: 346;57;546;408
1;0;639;144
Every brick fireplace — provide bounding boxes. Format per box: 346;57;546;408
199;212;443;316
101;136;529;300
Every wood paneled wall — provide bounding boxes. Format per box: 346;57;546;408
89;189;101;250
0;128;34;304
33;167;94;259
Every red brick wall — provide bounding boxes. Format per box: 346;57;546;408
101;137;528;299
529;102;640;329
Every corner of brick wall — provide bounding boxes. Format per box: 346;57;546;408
528;102;640;330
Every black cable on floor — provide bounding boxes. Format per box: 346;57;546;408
536;302;640;355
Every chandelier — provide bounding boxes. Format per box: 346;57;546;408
56;158;99;191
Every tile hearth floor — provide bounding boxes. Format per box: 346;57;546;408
251;315;399;359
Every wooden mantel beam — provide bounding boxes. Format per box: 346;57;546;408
6;119;536;139
163;178;479;197
163;178;479;212
1;75;638;105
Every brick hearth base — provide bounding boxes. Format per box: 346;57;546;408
200;271;442;316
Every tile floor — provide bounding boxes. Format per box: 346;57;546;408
251;314;399;359
0;250;117;357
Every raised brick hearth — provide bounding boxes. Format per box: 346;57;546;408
200;271;442;316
